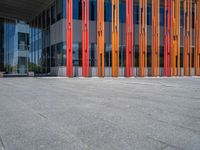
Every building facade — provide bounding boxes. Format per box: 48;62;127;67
0;19;29;75
0;0;199;77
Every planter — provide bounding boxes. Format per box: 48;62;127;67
28;72;35;77
0;72;4;77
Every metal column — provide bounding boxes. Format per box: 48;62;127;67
126;0;134;77
164;0;172;76
112;0;119;77
183;0;192;76
195;0;200;76
66;0;73;77
97;0;105;77
82;0;89;77
152;0;160;76
139;0;147;77
172;0;180;76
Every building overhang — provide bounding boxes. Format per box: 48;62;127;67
0;0;186;22
0;0;52;22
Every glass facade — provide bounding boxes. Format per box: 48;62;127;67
0;18;4;72
29;0;65;75
0;19;29;75
0;0;195;76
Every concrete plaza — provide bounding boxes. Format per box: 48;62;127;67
0;77;200;150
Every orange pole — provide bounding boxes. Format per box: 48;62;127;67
172;0;180;76
82;0;89;77
164;0;172;76
194;0;200;76
66;0;73;77
97;0;105;77
139;0;147;77
183;0;192;76
152;0;160;76
112;0;119;77
126;0;134;77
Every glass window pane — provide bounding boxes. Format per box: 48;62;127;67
56;0;63;21
51;3;56;24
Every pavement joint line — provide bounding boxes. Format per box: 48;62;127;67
38;113;48;119
89;108;180;150
13;94;95;149
146;136;182;150
88;89;200;134
0;136;6;150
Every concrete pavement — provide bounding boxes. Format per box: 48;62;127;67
0;77;200;150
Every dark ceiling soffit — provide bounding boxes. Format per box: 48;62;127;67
0;0;52;22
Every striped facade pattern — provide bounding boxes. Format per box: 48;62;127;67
66;0;200;77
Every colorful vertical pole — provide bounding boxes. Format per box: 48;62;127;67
126;0;134;77
66;0;73;77
139;0;147;77
194;0;200;76
172;0;180;76
183;0;192;76
112;0;119;77
82;0;89;77
97;0;105;77
164;0;172;76
152;0;160;76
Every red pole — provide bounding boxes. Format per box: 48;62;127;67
66;0;73;77
126;0;134;77
164;0;172;76
82;0;89;77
